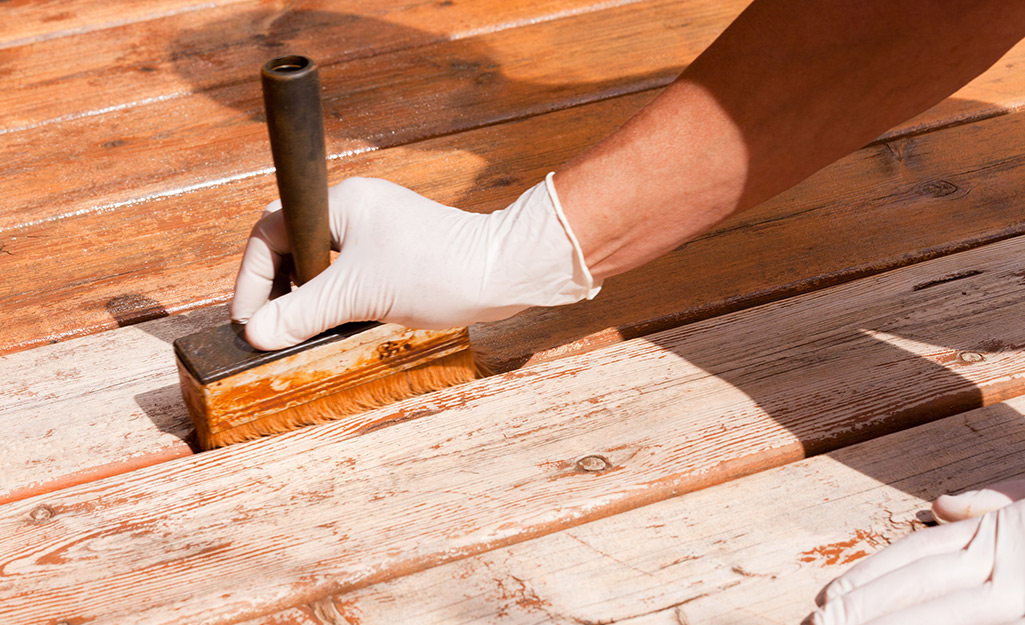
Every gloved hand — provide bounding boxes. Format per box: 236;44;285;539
932;479;1025;525
231;173;601;350
810;480;1025;625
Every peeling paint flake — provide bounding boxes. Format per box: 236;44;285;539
799;529;887;567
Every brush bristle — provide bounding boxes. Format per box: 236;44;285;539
197;349;488;449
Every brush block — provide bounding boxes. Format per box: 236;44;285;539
174;322;471;446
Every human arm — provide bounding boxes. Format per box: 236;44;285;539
556;0;1025;280
232;0;1025;348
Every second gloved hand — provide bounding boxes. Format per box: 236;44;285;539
231;173;601;350
811;480;1025;625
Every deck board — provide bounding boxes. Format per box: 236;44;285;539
6;218;1025;506
248;396;1025;625
0;306;221;505
3;236;1025;624
2;0;736;134
0;0;644;50
2;1;1025;354
1;0;250;48
0;0;730;231
4;100;1025;362
3;2;1025;623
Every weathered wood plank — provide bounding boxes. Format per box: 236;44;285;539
0;0;636;50
472;106;1025;371
2;236;1024;623
249;396;1025;625
0;0;248;48
0;0;727;232
0;91;649;355
0;306;221;506
8;9;1025;234
3;0;1024;354
1;0;730;133
4;97;1024;362
9;0;1025;139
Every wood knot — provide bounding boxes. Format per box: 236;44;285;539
914;180;959;198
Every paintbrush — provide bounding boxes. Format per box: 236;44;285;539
174;55;484;450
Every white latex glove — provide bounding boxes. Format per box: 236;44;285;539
811;480;1025;625
932;479;1025;525
231;173;601;350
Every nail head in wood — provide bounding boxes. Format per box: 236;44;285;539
958;351;985;364
29;504;55;523
577;455;611;473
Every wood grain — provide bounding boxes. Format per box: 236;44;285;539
0;0;730;233
0;306;221;506
2;236;1025;623
4;95;1024;364
9;0;1024;138
2;0;1024;355
472;106;1025;371
0;0;250;48
1;0;734;134
246;396;1025;625
0;0;641;50
7;15;1025;235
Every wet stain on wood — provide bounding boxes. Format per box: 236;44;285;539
799;529;887;567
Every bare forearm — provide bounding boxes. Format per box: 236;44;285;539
556;0;1025;281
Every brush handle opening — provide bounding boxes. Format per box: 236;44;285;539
261;55;331;286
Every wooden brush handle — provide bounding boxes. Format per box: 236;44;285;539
261;55;331;286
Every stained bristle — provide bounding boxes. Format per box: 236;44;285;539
197;349;486;450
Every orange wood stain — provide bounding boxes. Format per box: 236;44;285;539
5;1;1025;623
799;529;888;567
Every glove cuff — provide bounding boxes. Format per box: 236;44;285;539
545;171;602;300
478;175;603;320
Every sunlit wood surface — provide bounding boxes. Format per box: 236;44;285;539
2;1;1025;623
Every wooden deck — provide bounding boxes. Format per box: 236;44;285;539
2;1;1025;623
